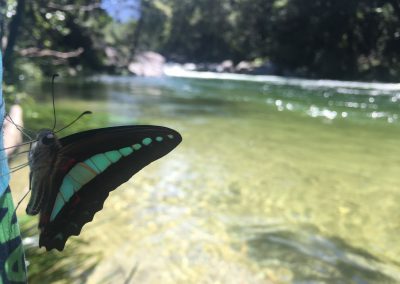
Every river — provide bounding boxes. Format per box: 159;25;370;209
11;74;400;283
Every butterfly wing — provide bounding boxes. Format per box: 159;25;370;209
39;125;182;251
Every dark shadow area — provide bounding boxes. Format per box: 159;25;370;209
240;225;399;283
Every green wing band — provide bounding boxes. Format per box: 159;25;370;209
50;137;158;221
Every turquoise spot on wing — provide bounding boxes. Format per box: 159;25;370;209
63;175;80;191
133;144;141;150
156;136;163;142
142;138;152;145
50;195;65;221
69;164;95;185
105;150;122;162
168;134;174;139
90;153;111;172
119;147;133;156
85;159;100;173
60;177;75;202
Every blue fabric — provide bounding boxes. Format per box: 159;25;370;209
0;51;10;197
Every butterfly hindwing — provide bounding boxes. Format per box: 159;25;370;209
38;125;181;251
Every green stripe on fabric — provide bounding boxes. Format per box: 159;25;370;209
4;242;26;282
0;191;20;242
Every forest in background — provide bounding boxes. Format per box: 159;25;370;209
1;0;400;82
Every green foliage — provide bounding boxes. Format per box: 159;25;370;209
2;0;400;81
2;0;111;80
262;0;400;80
161;0;235;62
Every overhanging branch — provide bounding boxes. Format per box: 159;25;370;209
18;47;84;58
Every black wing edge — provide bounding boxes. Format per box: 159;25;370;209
59;125;179;146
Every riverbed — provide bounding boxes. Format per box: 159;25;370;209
11;74;400;283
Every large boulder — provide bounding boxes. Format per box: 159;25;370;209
128;51;165;77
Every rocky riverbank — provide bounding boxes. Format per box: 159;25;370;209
127;51;274;77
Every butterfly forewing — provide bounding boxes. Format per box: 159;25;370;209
38;125;181;251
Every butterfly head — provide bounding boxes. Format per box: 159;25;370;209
36;129;57;146
30;129;61;160
29;129;61;171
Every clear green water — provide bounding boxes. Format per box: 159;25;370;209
18;76;400;283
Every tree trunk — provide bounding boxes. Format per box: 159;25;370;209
0;0;6;51
129;0;148;62
3;0;25;80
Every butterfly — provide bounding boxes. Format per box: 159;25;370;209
19;76;182;251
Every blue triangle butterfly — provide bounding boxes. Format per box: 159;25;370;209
20;75;182;251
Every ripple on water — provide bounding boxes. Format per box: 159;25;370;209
238;224;400;283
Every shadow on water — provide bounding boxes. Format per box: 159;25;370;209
241;225;399;283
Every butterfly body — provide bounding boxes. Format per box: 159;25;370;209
27;129;61;215
26;125;182;251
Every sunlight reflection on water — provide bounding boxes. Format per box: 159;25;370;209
18;75;400;283
83;76;400;283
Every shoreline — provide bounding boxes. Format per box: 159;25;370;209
163;64;400;92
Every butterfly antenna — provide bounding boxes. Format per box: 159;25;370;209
14;189;31;212
55;111;92;134
0;150;30;163
0;113;37;153
0;163;31;177
0;140;37;152
9;161;29;170
5;114;34;140
9;187;31;238
51;74;59;131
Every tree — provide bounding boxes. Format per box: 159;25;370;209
162;0;234;62
1;0;112;80
3;0;25;81
2;0;400;81
265;0;400;80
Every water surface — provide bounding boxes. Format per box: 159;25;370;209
14;75;400;283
